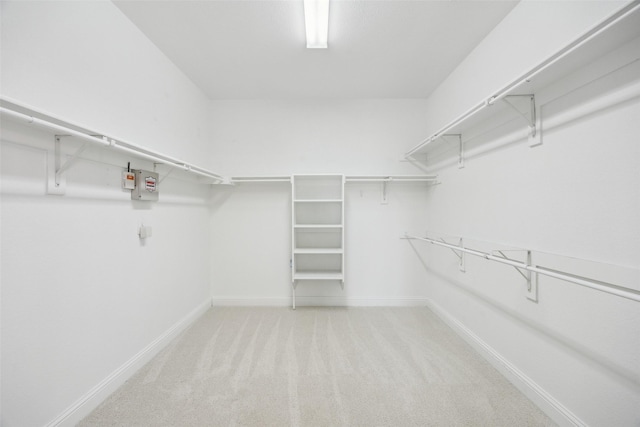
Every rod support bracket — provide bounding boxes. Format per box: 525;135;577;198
47;135;67;195
438;237;465;272
502;95;542;147
439;134;464;169
381;179;389;204
495;250;537;302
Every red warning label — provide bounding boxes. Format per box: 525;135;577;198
145;176;157;192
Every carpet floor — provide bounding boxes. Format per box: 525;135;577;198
80;306;555;426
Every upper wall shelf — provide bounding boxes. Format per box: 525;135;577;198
405;2;640;163
231;175;438;184
232;174;439;205
0;96;228;187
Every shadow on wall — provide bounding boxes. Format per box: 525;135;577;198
406;243;640;393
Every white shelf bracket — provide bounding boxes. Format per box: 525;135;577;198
155;163;175;184
48;135;67;195
438;134;464;168
438;237;465;272
495;250;537;302
456;135;464;169
48;136;65;195
381;178;389;204
530;99;542;148
502;95;541;147
56;136;91;179
50;134;101;194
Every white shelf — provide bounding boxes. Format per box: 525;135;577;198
294;224;342;229
0;97;227;185
405;2;640;161
294;248;343;254
345;175;438;182
293;272;343;281
294;199;342;203
291;174;345;309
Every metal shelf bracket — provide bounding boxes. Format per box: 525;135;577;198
438;134;464;168
494;250;538;302
381;179;388;204
55;135;91;180
439;237;465;272
155;163;175;184
49;134;103;194
48;136;66;195
502;95;542;147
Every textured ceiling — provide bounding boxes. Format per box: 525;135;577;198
114;1;518;99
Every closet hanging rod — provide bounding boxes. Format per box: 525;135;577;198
230;175;438;183
346;175;438;182
231;176;292;183
1;107;111;148
403;234;640;303
405;1;640;158
0;102;226;183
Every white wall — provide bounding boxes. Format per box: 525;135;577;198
420;0;629;138
417;1;640;426
0;0;212;167
1;2;214;425
208;100;432;305
208;99;429;176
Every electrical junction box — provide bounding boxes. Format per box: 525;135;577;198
131;169;159;201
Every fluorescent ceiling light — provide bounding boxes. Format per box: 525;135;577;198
304;0;330;48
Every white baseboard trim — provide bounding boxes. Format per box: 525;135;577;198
47;299;212;427
211;296;429;307
425;298;585;427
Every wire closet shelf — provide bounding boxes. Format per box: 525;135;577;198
0;96;227;183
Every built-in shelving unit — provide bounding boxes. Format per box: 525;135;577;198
405;2;640;165
291;174;345;309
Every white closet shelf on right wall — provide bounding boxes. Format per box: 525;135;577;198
405;2;640;168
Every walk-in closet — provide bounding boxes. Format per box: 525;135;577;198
1;1;639;425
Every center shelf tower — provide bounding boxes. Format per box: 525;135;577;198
291;174;345;309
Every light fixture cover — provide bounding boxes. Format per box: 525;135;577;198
304;0;329;48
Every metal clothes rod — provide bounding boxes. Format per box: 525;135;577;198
345;175;438;182
231;176;292;183
1;107;111;148
404;234;640;303
0;103;226;183
231;175;438;183
405;1;640;158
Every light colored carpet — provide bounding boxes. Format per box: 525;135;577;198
80;307;555;426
